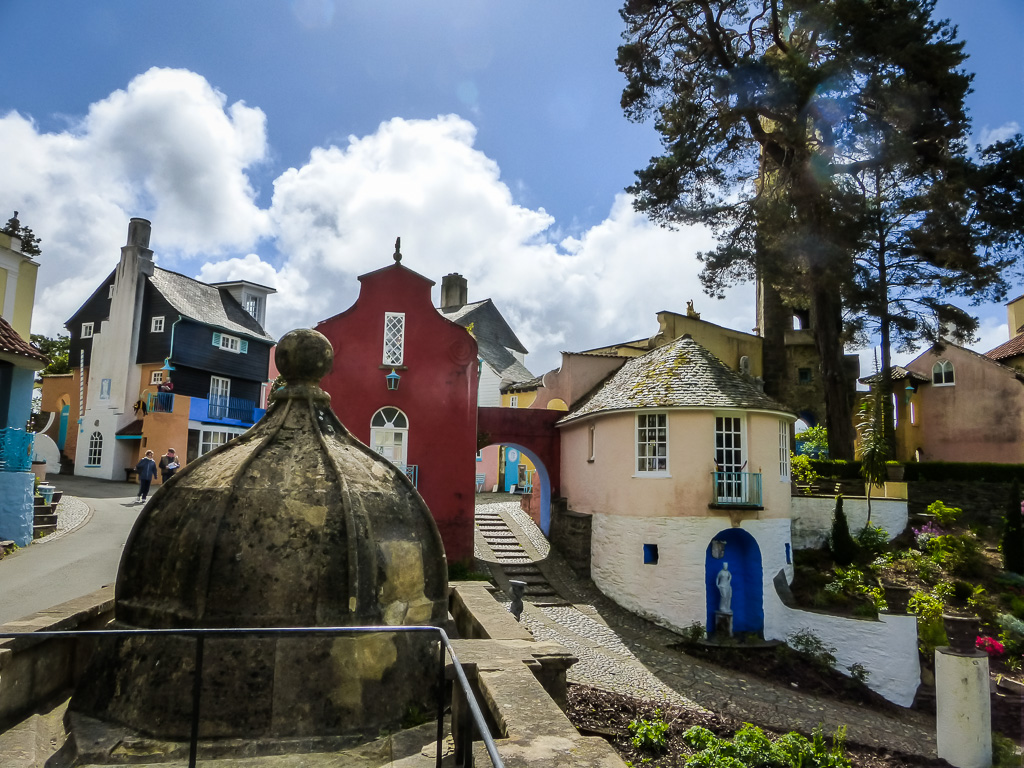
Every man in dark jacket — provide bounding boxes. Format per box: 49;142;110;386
135;450;158;503
159;448;180;483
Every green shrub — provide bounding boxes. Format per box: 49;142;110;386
809;459;862;480
917;617;948;658
679;621;705;644
909;589;945;620
926;500;962;527
855;525;889;555
791;452;820;494
788;629;837;672
992;732;1021;768
628;711;670;752
903;462;1024;483
828;495;858;566
1002;480;1024;575
681;723;852;768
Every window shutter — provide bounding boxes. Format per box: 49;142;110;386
212;331;222;347
240;339;249;354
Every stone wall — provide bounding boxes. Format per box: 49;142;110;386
0;587;114;727
549;497;591;578
791;496;908;550
908;481;1010;527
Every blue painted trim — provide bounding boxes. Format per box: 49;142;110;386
115;435;143;440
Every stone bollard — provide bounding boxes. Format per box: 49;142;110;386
935;647;991;768
508;580;526;621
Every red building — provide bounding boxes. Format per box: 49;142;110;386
316;249;479;563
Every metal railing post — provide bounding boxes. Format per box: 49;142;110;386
189;634;204;768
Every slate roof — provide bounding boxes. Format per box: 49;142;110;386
0;316;47;364
439;299;533;383
559;335;788;424
859;366;930;386
149;268;274;342
986;333;1024;362
502;375;543;394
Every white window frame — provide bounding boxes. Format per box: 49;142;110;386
151;316;164;333
932;359;954;386
910;401;917;425
370;406;409;466
716;414;747;503
242;293;263;321
779;420;791;482
199;428;244;456
107;284;115;299
150;370;164;385
210;375;231;405
81;322;94;339
220;334;240;353
87;431;103;467
588;422;596;462
635;412;669;476
383;312;405;366
509;395;519;408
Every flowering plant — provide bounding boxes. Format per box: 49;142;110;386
913;521;944;550
976;636;1005;656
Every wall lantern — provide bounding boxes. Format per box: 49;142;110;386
711;539;727;559
161;358;175;372
386;369;401;391
904;383;914;403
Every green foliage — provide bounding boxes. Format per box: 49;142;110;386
924;533;984;577
790;453;820;494
679;621;705;645
857;398;890;498
1;212;42;256
855;525;889;556
903;463;1024;482
909;589;946;621
808;460;862;480
628;711;670;752
681;723;852;768
787;630;837;673
828;496;858;566
31;333;70;376
1002;480;1024;574
991;732;1021;768
847;663;869;685
796;425;829;458
447;561;492;581
917;617;949;658
926;500;962;527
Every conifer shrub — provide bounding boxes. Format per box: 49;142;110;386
828;495;858;566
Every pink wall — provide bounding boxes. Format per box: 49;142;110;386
902;345;1024;464
560;410;792;519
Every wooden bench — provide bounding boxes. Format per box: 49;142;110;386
125;468;138;483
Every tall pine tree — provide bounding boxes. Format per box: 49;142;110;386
617;0;1014;459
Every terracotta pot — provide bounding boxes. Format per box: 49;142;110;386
883;584;913;614
942;614;981;653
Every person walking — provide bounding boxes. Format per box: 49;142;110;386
135;450;158;503
159;448;180;483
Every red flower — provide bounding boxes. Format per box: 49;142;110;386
975;636;1005;656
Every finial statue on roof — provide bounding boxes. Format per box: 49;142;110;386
393;236;402;263
4;211;19;233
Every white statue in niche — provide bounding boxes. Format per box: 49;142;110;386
716;563;733;614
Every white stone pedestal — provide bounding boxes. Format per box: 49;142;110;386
935;648;991;768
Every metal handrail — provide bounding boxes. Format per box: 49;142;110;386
0;625;503;768
711;470;763;506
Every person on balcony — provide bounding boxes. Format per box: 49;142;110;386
135;450;158;503
159;448;179;483
156;377;174;412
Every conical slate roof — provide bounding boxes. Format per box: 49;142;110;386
560;334;788;424
71;329;448;743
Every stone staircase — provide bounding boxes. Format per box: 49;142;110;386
475;507;564;606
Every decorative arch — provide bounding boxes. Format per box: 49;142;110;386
370;406;409;464
87;431;104;467
931;359;954;386
705;528;763;636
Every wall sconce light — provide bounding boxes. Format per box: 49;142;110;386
161;358;175;371
904;383;914;403
711;539;727;559
386;369;401;391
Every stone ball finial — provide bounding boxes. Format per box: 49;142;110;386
274;328;334;382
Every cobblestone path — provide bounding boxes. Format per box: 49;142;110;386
474;498;938;758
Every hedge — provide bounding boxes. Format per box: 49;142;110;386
808;459;862;479
902;462;1024;483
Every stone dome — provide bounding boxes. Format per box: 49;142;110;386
71;328;449;742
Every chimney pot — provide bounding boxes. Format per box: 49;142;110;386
440;273;468;310
127;218;152;249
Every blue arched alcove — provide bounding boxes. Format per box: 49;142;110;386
500;442;552;536
705;528;763;636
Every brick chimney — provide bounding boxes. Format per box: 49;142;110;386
440;273;468;310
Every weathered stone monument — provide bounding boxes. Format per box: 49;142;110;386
67;329;449;755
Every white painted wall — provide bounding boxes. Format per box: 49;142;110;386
591;511;920;707
790;496;908;549
478;362;501;407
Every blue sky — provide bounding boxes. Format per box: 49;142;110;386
0;1;1021;377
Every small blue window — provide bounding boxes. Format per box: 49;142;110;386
785;543;792;564
643;543;659;565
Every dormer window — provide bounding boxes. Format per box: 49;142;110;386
932;360;954;386
212;331;248;354
383;312;405;366
243;293;263;323
81;322;94;339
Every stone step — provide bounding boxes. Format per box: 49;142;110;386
33;524;56;538
34;513;58;527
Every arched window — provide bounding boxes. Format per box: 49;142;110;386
370;407;408;465
932;360;954;386
87;431;103;467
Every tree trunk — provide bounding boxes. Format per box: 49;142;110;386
810;282;855;460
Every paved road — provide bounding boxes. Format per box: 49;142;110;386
0;475;143;626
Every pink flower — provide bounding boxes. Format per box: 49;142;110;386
976;636;1005;656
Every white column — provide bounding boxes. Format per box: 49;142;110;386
935;648;991;768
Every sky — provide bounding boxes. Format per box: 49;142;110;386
0;1;1022;379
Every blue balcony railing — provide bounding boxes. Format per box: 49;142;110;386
397;464;419;488
712;471;762;507
146;392;175;414
0;428;33;472
208;395;257;422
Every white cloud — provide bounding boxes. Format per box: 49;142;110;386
0;68;269;336
979;121;1020;147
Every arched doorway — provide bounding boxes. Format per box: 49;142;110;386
483;441;553;535
705;528;763;636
